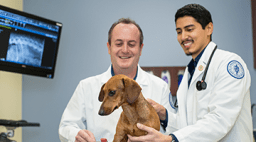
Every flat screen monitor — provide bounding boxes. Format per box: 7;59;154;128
0;4;62;79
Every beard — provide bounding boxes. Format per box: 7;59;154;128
185;52;192;56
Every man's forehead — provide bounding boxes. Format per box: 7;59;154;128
176;24;195;31
113;23;139;33
176;16;198;28
112;23;140;40
115;39;136;43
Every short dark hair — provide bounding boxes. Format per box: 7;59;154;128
175;4;213;30
108;18;144;46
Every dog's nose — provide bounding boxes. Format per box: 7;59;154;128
98;109;105;115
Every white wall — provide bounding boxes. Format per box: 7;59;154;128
22;0;255;141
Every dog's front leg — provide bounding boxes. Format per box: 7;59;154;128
113;125;128;142
113;113;128;142
113;133;128;142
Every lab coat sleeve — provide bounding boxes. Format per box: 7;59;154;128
59;81;87;142
173;55;251;141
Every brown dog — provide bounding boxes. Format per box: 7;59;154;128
98;74;160;142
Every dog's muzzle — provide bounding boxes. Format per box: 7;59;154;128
98;109;105;116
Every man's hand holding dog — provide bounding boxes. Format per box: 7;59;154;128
75;130;96;142
146;98;166;120
127;123;172;142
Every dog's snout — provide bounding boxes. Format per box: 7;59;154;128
98;109;105;116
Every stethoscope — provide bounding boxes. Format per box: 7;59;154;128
174;45;217;108
196;45;217;91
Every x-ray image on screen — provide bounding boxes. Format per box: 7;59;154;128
6;32;45;67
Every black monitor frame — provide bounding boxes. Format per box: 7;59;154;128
0;4;62;79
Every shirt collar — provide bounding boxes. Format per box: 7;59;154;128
187;46;207;75
111;65;138;80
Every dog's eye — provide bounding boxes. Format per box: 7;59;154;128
109;90;116;96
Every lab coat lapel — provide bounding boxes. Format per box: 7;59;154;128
136;65;148;86
186;48;208;125
187;42;217;124
176;67;189;128
100;65;112;85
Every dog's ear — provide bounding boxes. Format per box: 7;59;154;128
98;84;105;102
122;78;142;104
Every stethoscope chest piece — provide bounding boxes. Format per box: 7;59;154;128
196;80;207;91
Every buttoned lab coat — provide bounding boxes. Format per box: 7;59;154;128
166;42;253;142
59;65;173;142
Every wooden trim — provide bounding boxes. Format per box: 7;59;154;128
141;66;186;96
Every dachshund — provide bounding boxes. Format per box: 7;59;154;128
98;74;160;142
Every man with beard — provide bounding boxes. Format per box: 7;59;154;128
128;3;253;142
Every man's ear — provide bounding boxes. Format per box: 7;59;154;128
122;78;142;104
206;22;213;36
139;43;144;56
107;42;111;55
98;84;105;102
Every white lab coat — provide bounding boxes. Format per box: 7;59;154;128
59;65;173;142
166;42;253;142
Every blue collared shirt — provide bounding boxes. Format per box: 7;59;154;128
187;47;207;88
111;65;138;80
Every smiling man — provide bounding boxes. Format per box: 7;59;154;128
128;4;252;142
176;16;213;59
58;18;174;142
107;21;143;79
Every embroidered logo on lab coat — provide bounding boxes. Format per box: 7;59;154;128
227;60;244;79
